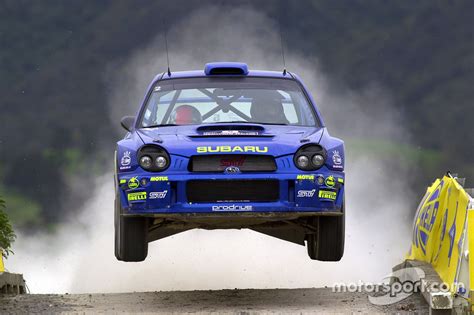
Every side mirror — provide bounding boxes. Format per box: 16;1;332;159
121;116;135;131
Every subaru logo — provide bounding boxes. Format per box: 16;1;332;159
224;166;241;174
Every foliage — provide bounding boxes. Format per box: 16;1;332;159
0;188;42;230
0;197;16;258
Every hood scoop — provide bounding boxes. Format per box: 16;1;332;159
190;124;273;138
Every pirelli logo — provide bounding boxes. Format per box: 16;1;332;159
197;146;268;153
318;190;337;200
128;192;147;201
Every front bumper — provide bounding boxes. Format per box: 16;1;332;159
117;170;344;215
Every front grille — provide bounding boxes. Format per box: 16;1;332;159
186;180;279;202
189;155;276;172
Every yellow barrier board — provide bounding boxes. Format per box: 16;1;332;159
0;251;4;272
468;210;474;309
407;176;471;291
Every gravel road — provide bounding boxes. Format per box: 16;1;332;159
0;287;428;314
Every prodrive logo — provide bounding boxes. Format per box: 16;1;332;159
212;204;253;211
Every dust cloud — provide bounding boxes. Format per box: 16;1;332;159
9;6;415;293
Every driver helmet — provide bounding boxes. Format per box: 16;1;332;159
170;105;202;125
250;93;289;124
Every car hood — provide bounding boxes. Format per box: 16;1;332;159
136;124;324;157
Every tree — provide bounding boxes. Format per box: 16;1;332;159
0;197;16;258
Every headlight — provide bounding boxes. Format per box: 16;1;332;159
297;155;310;168
294;144;326;170
312;154;325;167
137;145;170;172
139;156;153;169
155;156;167;168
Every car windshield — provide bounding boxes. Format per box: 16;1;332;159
139;77;319;127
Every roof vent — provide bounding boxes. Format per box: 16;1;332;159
204;62;249;75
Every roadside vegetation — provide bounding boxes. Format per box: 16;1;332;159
0;197;16;258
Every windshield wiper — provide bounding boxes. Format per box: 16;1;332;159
208;121;254;124
142;124;178;128
255;122;289;125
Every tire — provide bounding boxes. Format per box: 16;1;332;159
114;193;122;260
114;191;149;262
307;208;345;261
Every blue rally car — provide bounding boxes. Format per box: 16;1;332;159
115;62;345;262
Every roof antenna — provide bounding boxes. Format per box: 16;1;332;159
163;19;171;76
278;16;287;75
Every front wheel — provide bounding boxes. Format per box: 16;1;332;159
306;210;345;261
114;192;149;262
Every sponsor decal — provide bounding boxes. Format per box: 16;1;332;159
332;150;343;169
337;177;344;184
150;176;169;182
119;179;127;185
128;177;140;189
197;146;268;153
119;151;132;170
121;151;131;166
325;175;336;188
407;176;471;287
297;189;316;198
319;190;337;200
149;190;168;199
297;174;315;180
128;191;147;201
212;204;253;211
203;130;259;136
224;166;241;174
220;156;246;167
